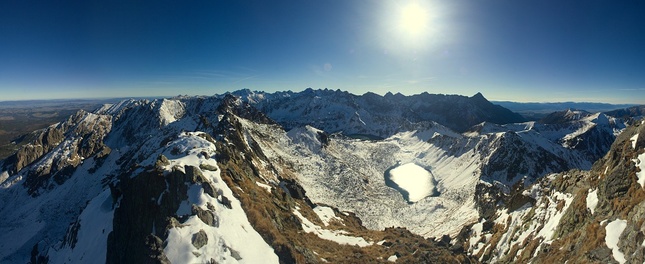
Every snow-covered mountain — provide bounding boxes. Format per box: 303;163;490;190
231;88;526;136
0;89;638;263
0;93;474;263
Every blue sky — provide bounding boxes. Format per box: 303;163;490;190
1;0;644;103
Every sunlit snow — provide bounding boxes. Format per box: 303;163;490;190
255;181;272;193
293;208;372;247
386;163;436;203
586;189;598;214
313;205;341;226
245;121;480;238
631;133;639;149
605;219;627;264
634;152;645;188
162;132;279;264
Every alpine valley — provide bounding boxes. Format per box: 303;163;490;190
1;89;644;263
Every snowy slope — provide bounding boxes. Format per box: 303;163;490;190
0;97;280;263
240;118;482;237
159;132;278;264
236;115;609;238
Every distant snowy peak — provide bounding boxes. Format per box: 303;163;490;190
605;105;645;122
539;108;592;124
225;88;525;136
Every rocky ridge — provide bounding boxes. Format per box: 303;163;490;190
459;120;645;263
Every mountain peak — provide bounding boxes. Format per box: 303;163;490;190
471;92;486;100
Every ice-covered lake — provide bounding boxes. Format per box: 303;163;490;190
385;163;438;203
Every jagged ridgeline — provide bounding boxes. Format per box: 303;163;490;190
0;89;639;263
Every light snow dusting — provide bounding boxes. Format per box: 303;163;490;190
605;219;627;264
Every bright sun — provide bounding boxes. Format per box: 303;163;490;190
381;0;442;52
400;3;428;37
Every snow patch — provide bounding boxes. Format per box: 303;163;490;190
157;99;186;126
485;188;574;262
387;255;398;262
0;171;8;185
605;219;627;264
255;181;272;192
631;133;639;149
313;205;341;226
468;219;485;250
536;192;573;241
634;152;645;188
586;189;598;214
287;126;325;152
293;209;372;247
386;163;436;203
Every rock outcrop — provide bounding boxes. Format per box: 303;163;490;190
461;119;645;263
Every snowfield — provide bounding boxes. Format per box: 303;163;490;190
241;109;621;238
244;119;481;238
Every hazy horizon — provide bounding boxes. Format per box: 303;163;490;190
0;88;640;107
2;1;644;104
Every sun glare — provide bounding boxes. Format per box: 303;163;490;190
383;0;440;51
400;3;428;36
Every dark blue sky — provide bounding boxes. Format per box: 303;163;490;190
1;0;644;103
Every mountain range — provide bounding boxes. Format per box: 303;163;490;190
0;89;643;263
